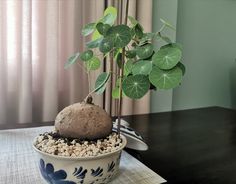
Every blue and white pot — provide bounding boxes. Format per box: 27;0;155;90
33;135;127;184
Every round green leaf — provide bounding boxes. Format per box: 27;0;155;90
128;16;138;26
136;44;153;59
100;13;113;25
149;66;182;89
126;50;136;58
106;25;131;48
92;29;102;40
86;37;103;48
104;6;117;18
152;45;182;70
86;57;100;70
134;24;143;38
132;60;152;75
99;37;114;53
80;50;93;61
95;72;110;94
122;75;150;99
64;52;80;69
103;7;117;25
82;23;96;36
102;6;117;25
96;23;111;36
124;59;134;76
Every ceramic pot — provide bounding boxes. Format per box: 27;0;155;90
33;135;127;184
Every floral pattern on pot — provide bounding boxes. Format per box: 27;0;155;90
91;167;103;177
73;167;87;180
39;159;76;184
107;161;115;172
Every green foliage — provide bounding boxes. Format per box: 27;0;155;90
128;16;138;26
96;23;111;36
95;72;110;94
126;50;136;58
92;29;102;41
66;6;186;100
86;37;103;48
136;44;153;59
80;50;93;61
116;53;122;68
82;23;96;36
134;24;144;38
99;37;114;53
104;6;117;18
124;59;134;76
149;66;182;89
106;25;131;48
122;75;150;99
112;87;120;99
132;60;152;75
102;6;117;25
64;53;80;69
86;57;100;70
139;33;156;45
152;44;182;70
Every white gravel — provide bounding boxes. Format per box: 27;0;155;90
34;131;123;157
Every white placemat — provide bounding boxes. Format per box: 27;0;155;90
0;126;166;184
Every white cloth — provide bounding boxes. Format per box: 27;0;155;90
0;126;166;184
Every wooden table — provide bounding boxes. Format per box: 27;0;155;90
1;106;236;183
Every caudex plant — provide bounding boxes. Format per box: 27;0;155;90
65;4;185;136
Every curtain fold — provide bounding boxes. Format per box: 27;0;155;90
0;0;152;125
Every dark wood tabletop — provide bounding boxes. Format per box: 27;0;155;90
123;106;236;184
1;106;236;183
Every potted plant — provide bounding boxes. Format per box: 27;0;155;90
33;2;185;184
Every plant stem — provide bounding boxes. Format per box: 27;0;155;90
87;71;91;93
117;0;129;136
159;24;166;33
110;71;120;77
109;51;114;116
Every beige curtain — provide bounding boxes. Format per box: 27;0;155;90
0;0;152;125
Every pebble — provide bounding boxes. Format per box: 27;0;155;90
34;131;123;158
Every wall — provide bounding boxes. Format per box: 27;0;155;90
151;0;178;112
151;0;236;112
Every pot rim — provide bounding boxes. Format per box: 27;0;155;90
33;134;127;161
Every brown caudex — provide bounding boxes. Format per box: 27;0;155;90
55;96;112;140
